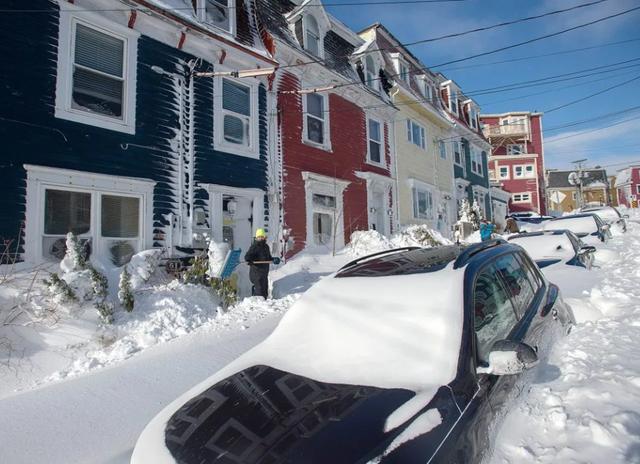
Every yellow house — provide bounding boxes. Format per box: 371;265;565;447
358;24;455;236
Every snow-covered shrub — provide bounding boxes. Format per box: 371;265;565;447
43;272;78;304
87;265;108;299
346;230;392;257
60;232;86;273
391;225;449;248
127;249;162;290
182;254;208;285
118;267;134;312
95;301;114;324
210;277;237;308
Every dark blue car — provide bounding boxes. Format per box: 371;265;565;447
132;241;574;464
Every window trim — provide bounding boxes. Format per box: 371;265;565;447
470;146;484;176
412;186;434;220
214;76;260;158
302;14;324;58
498;165;510;180
636;184;640;195
302;91;331;151
406;119;426;150
514;164;535;179
23;165;154;263
366;117;385;167
364;55;379;91
197;0;236;36
449;87;459;116
453;141;464;167
55;9;139;134
512;192;532;203
438;140;447;160
507;144;526;155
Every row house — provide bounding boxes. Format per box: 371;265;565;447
615;165;640;207
357;24;456;236
439;78;495;221
480;111;547;215
1;0;277;266
546;169;610;214
256;2;397;256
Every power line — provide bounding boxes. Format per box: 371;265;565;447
546;114;640;144
545;74;640;113
429;4;640;68
438;36;640;72
544;105;640;132
279;0;611;69
0;0;469;13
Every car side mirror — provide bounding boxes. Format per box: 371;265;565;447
579;245;596;254
476;340;539;376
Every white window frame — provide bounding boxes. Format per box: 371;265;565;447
438;140;447;160
302;91;331;151
449;87;459;116
23;165;154;264
512;192;532;203
453;141;464;167
364;55;379;91
406;119;426;150
412;187;434;220
197;0;236;36
55;8;139;134
507;144;526;155
473;188;487;218
469;106;478;130
214;76;260;158
514;164;535;179
366;117;384;166
302;14;324;58
637;184;640;195
392;55;410;85
470;146;483;176
498;165;510;179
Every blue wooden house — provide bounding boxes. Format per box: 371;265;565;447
0;0;277;265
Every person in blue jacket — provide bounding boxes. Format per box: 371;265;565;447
479;219;495;242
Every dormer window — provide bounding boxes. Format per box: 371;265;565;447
199;0;235;35
419;77;434;103
304;15;321;57
399;61;409;84
469;106;478;129
365;55;378;91
449;88;459;115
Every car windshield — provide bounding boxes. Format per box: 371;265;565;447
509;233;575;261
543;216;598;236
584;207;620;223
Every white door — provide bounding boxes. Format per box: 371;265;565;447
370;192;387;235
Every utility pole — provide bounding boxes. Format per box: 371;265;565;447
571;158;587;209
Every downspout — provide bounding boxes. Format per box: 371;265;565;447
390;86;401;232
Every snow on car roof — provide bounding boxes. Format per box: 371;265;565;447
581;206;620;223
132;264;467;463
543;215;598;235
509;232;575;261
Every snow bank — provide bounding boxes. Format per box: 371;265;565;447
346;226;451;258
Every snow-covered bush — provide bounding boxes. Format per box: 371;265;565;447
207;240;230;278
458;199;481;230
118;267;134;313
87;265;108;300
182;254;208;285
391;225;450;248
43;272;78;304
60;232;86;273
127;249;162;290
95;301;114;324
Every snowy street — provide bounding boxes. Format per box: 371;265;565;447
1;223;640;464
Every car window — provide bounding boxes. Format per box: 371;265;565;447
473;264;518;363
515;252;543;294
565;231;581;253
494;253;536;319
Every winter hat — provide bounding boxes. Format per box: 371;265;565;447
255;228;267;238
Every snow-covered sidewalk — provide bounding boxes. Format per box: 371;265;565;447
489;222;640;463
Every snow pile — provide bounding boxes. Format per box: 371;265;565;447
489;220;640;463
207;240;229;278
346;226;451;258
127;249;163;290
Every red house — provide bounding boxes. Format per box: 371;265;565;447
480;112;547;215
615;165;640;208
257;1;396;257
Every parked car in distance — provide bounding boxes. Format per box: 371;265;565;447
132;241;574;464
580;206;627;233
507;230;595;270
542;213;611;245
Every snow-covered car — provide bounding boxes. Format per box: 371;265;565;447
507;230;595;270
580;206;628;233
542;213;611;246
132;241;574;464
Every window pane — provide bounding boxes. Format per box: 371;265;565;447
312;194;336;208
306;33;320;56
205;0;230;31
474;265;518;362
307;93;323;118
412;123;421;147
369;119;381;142
44;189;91;235
224;114;248;145
307;116;324;144
72;67;123;117
493;254;536;319
406;120;412;141
75;24;124;77
313;212;332;245
222;80;250;116
101;195;139;238
369;140;381;163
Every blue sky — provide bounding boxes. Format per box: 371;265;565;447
323;0;640;174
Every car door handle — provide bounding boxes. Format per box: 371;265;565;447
552;309;558;320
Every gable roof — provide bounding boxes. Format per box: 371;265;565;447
547;169;609;189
